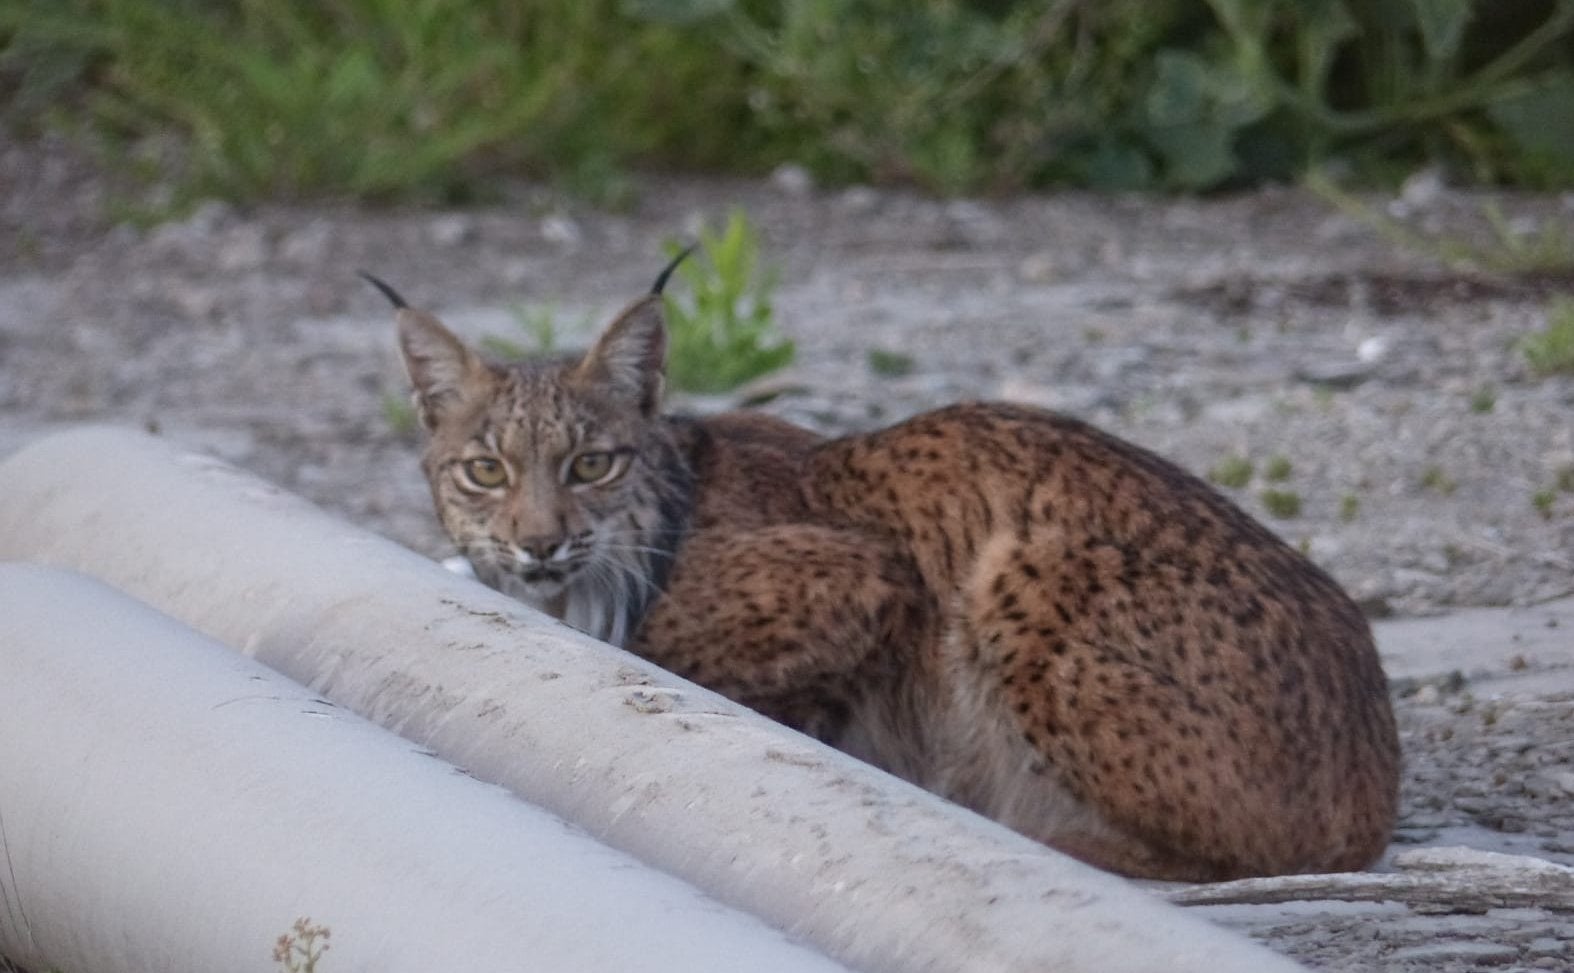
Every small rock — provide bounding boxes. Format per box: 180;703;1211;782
1294;359;1376;389
994;377;1106;414
1416;548;1451;574
216;225;270;271
835;186;880;214
1479;814;1528;833
427;214;476;248
681;209;709;238
147;202;233;258
733;377;811;408
1526;937;1566;957
834;278;869;302
1357;335;1392;363
1091;346;1151;383
943;199;1004;246
1508;215;1541;238
184;199;236;236
1389;167;1447;217
1387;941;1518;965
168;282;219;320
498;258;532;287
1392;567;1445;590
771;163;814;196
279;219;333;264
102;223;143;249
1018;252;1059;283
1201;395;1273;424
540;214;581;249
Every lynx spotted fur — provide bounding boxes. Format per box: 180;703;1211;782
372;265;1400;882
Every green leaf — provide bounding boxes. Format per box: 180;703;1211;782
1407;0;1473;64
1147;121;1236;188
1202;0;1273;44
620;0;734;26
1487;71;1574;172
1146;50;1210;126
1081;139;1156;191
1294;0;1359;93
1146;49;1272;130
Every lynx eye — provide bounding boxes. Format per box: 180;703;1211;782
567;451;617;485
462;456;508;489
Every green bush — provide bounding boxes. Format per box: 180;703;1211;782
1523;297;1574;376
662;209;794;393
3;0;1572;199
714;0;1574;190
0;0;749;201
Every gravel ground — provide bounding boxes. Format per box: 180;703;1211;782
3;135;1573;971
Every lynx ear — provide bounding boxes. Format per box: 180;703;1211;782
396;307;493;430
573;295;666;416
361;272;492;430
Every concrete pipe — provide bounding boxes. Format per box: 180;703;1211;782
0;427;1304;973
0;564;854;973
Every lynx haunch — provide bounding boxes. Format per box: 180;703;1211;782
368;261;1400;882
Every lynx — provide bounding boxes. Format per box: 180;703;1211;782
366;257;1399;882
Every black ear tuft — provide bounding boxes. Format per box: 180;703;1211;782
650;244;698;296
359;271;410;310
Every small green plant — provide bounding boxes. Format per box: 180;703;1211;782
1419;465;1458;495
1532;488;1557;519
513;303;562;354
662;209;794;394
1209;455;1254;489
381;393;418;437
1263;455;1293;482
481;303;573;360
273;917;331;973
1470;385;1497;414
1310;175;1574;276
866;348;916;378
1260;488;1302;519
1472;206;1574;274
13;226;41;263
1522;297;1574;376
1339;493;1360;522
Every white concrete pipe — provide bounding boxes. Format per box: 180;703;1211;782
0;564;854;973
0;427;1305;973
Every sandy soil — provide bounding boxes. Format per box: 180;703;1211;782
3;135;1573;971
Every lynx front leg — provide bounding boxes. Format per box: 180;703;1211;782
631;525;931;748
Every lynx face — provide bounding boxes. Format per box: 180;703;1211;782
398;295;693;645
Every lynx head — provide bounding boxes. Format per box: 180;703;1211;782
366;257;696;646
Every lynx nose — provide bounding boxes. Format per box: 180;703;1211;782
516;537;565;564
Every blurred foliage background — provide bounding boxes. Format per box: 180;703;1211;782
1;0;1571;203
